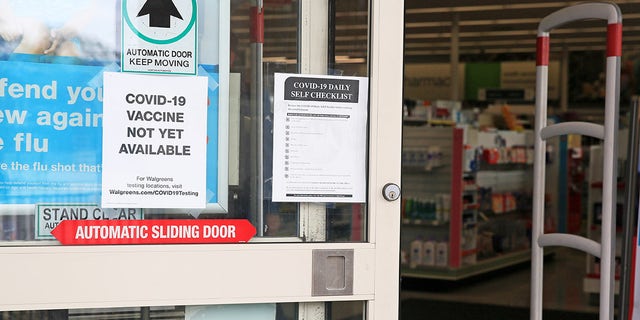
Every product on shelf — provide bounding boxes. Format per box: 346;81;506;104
402;194;450;225
436;242;449;267
401;126;539;280
422;240;436;266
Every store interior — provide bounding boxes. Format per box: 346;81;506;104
399;0;640;319
232;0;640;318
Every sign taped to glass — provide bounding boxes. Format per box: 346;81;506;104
0;0;229;215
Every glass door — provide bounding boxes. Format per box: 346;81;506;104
0;0;403;319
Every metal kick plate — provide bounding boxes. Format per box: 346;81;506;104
312;249;354;296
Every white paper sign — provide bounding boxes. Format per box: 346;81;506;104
35;204;143;240
122;0;198;74
272;73;368;203
101;72;208;208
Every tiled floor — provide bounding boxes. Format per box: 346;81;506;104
400;247;599;314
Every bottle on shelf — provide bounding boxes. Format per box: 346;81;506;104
436;241;449;267
422;239;436;266
410;237;423;268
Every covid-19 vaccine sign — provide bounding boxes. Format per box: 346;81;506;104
122;0;197;75
101;72;208;209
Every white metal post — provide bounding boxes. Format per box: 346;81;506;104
531;3;622;320
298;0;329;319
368;0;404;319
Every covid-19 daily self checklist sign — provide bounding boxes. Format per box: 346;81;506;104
272;73;368;203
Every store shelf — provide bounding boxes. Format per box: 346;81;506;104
403;117;457;127
402;219;449;227
583;144;626;297
402;164;446;173
401;126;541;281
583;276;620;294
401;249;543;281
589;181;625;189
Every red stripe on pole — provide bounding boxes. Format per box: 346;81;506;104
51;220;257;245
250;7;264;43
536;36;549;66
607;23;622;57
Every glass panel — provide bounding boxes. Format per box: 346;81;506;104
0;302;364;319
234;0;370;242
0;0;370;244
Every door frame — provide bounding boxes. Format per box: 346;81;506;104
0;0;403;318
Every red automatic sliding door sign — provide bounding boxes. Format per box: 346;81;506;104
51;219;256;245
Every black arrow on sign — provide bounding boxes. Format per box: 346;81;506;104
137;0;183;28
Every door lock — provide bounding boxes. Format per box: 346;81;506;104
382;183;401;201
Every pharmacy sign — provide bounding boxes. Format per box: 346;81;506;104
122;0;198;75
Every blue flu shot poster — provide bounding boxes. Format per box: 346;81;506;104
0;61;105;204
0;0;227;210
0;61;220;206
